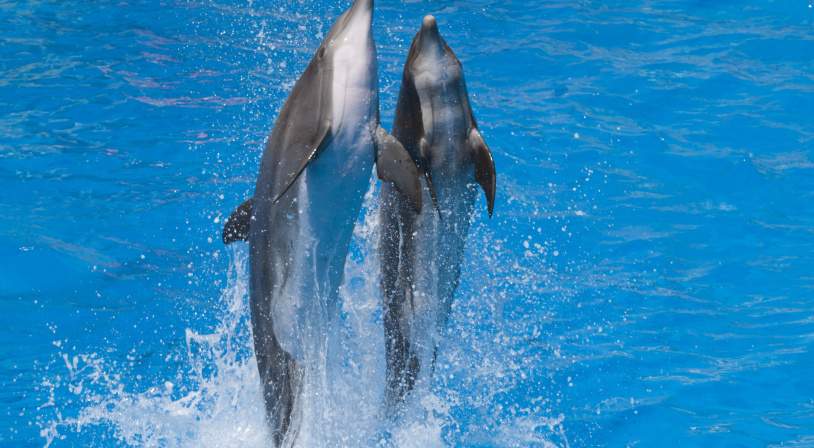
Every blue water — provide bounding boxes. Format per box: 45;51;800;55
2;0;814;446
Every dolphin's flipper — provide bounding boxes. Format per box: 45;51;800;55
375;127;422;212
381;198;421;413
223;198;253;244
467;128;496;217
271;124;332;204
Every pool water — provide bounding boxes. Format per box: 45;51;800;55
2;0;813;446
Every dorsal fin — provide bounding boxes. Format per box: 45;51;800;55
222;198;253;244
271;126;332;204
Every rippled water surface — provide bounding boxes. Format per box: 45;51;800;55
2;0;814;446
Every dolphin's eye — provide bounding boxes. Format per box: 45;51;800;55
318;47;326;59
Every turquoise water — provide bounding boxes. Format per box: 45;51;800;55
2;0;814;446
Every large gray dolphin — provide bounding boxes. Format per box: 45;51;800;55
379;15;496;411
221;0;421;444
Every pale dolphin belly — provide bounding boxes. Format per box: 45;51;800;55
270;127;375;362
403;163;477;374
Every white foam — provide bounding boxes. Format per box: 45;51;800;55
38;180;568;447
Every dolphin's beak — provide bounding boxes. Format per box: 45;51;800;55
326;0;373;46
347;0;373;25
417;15;444;51
420;15;439;37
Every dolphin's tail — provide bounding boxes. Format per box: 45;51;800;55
383;299;420;413
255;335;301;447
380;191;418;413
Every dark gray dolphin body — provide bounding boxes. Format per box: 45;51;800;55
379;15;496;411
222;0;420;445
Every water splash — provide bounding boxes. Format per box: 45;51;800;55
38;249;270;448
37;181;568;447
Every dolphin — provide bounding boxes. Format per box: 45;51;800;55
221;0;421;445
378;15;496;411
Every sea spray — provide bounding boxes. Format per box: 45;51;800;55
38;248;270;448
38;178;568;447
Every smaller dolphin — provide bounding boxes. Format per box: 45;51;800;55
379;15;496;411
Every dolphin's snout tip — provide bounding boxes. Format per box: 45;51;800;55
419;15;441;41
353;0;373;12
346;0;374;30
422;15;437;31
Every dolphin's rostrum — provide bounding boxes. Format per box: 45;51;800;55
379;15;497;412
223;0;420;445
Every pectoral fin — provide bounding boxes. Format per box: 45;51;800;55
272;124;332;204
467;128;496;217
222;198;253;244
375;127;422;212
